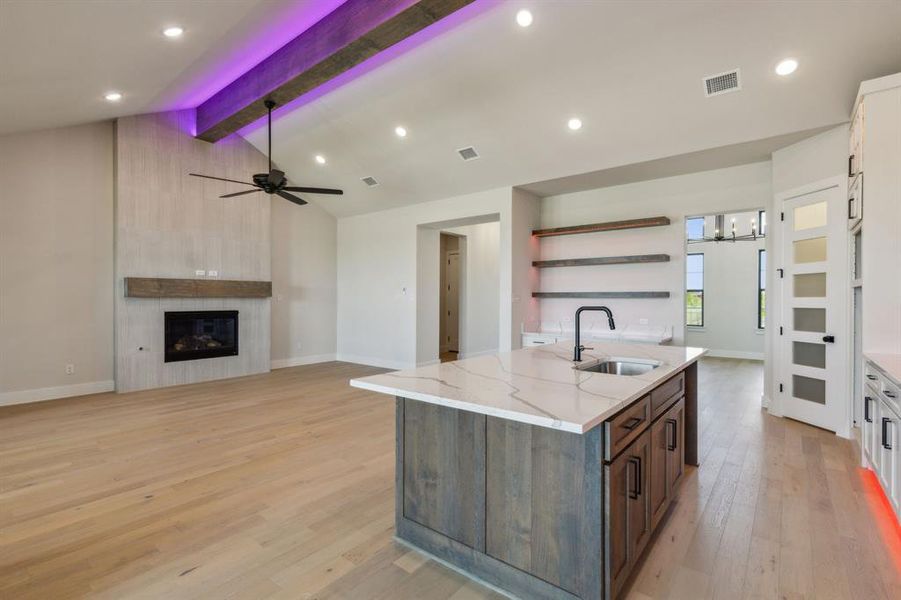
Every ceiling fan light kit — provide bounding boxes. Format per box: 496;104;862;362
189;99;343;207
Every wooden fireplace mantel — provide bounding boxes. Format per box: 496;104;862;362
124;277;272;299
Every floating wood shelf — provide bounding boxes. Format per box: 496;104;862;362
532;216;671;238
532;254;670;268
532;291;670;299
124;277;272;299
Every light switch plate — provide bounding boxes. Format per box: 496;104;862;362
208;270;218;277
195;270;205;277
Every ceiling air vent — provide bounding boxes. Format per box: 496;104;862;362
361;176;380;187
457;146;480;161
703;69;741;97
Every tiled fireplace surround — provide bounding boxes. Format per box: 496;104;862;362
114;111;271;392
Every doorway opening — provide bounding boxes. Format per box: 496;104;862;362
440;233;462;362
683;209;767;362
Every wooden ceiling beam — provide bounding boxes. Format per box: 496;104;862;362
195;0;475;143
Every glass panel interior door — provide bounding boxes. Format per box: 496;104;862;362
779;184;847;432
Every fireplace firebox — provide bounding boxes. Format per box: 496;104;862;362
164;311;238;363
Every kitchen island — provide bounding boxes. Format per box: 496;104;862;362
351;341;706;599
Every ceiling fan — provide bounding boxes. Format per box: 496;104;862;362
189;99;343;206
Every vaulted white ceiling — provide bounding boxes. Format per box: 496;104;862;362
0;0;340;135
241;0;901;216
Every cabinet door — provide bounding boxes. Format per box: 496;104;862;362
878;401;892;493
879;402;897;512
606;430;652;598
863;393;877;467
627;431;652;565
666;398;686;495
649;416;670;528
606;449;631;597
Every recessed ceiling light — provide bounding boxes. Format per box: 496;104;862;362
775;58;798;76
567;117;582;131
104;92;123;102
314;155;326;165
163;26;184;38
516;9;533;27
395;126;407;138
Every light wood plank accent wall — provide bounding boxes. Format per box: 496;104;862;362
115;110;271;392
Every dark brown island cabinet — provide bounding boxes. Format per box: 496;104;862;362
394;363;698;600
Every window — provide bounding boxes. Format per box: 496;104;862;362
758;249;766;329
686;253;704;327
686;217;705;241
758;210;767;236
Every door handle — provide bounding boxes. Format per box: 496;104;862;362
865;396;872;423
665;418;677;451
882;417;892;450
622;416;643;431
822;335;835;343
627;457;640;499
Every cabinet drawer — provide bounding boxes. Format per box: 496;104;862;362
605;395;651;461
650;371;685;420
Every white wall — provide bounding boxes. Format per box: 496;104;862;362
270;197;338;368
538;162;773;345
0;122;115;405
338;187;528;369
684;211;766;359
443;222;500;358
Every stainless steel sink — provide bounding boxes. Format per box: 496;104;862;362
575;358;661;376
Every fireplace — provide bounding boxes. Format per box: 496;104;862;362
164;311;238;363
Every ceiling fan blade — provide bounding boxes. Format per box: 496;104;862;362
189;173;256;186
268;169;285;187
277;191;308;206
282;186;344;195
221;189;262;198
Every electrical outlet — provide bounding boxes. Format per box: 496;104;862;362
639;318;649;325
208;270;218;277
65;363;75;375
195;269;206;277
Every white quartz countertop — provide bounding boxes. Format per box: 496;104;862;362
350;341;707;434
865;352;901;385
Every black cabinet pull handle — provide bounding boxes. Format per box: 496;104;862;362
866;374;878;381
865;396;872;423
885;391;897;399
666;418;677;451
627;457;640;499
848;154;854;178
822;335;835;343
622;416;643;431
882;417;892;450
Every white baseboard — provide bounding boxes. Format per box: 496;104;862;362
761;394;771;408
458;348;498;360
417;359;440;367
0;380;115;407
705;349;765;361
271;353;336;370
336;353;411;371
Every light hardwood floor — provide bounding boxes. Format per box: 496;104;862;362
1;358;899;599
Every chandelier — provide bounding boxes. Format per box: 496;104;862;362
688;214;762;244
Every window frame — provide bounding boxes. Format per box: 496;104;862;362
686;252;704;328
686;216;705;241
757;248;766;329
